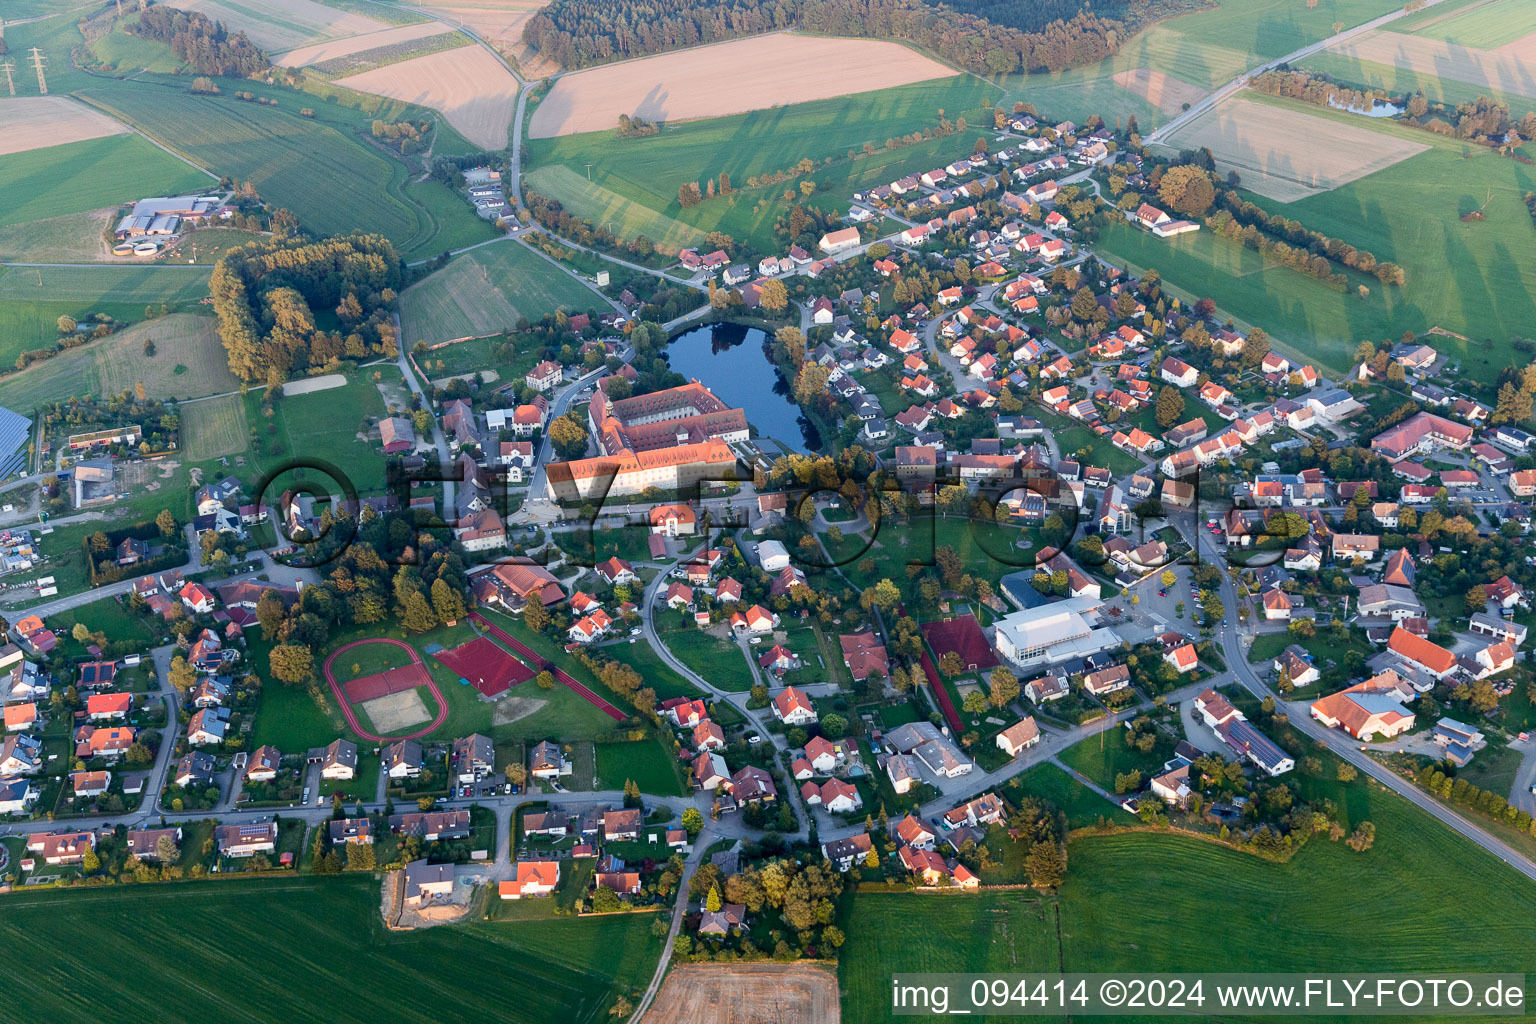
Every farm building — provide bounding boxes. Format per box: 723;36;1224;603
113;195;223;239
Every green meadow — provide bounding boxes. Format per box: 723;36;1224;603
0;875;661;1023
4;12;491;261
1101;99;1536;386
843;771;1536;1022
1393;0;1536;47
0;133;211;229
400;241;607;346
523;75;998;252
991;0;1405;127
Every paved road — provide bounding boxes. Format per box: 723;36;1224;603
1181;521;1536;884
394;328;455;517
1145;0;1458;145
629;829;719;1022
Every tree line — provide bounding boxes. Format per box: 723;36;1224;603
130;5;271;77
210;234;402;384
523;0;1174;76
1251;68;1536;148
1210;189;1403;286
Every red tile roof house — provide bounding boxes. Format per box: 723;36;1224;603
1310;671;1416;740
772;686;818;725
499;860;560;899
1387;626;1457;680
86;692;132;721
27;829;97;865
1164;644;1199;674
996;717;1040;756
899;846;978;887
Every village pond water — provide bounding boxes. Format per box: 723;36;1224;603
664;322;822;453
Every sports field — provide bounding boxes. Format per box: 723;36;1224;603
244;371;391;492
523;75;994;251
0;132;211;230
0;876;661;1023
399;242;604;344
182;394;250;462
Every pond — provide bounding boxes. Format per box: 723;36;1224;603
664;322;822;453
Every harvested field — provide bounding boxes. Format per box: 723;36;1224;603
360;689;433;733
529;32;958;138
182;395;249;462
1111;68;1208;115
335;45;517;150
171;0;389;53
96;314;239;399
0;97;128;157
1156;94;1429;201
413;0;559;77
273;20;456;66
1326;29;1536;99
642;964;840;1024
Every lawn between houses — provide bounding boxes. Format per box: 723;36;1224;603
0;875;662;1023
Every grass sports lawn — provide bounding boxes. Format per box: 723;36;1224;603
0;875;661;1023
1108;98;1536;386
0;133;211;230
523;75;995;252
844;777;1536;1022
595;738;687;796
400;242;604;346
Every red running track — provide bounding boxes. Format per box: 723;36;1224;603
469;613;626;722
323;638;449;742
898;602;964;735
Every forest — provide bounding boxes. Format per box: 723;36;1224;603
129;5;272;77
210;235;404;383
522;0;1209;75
